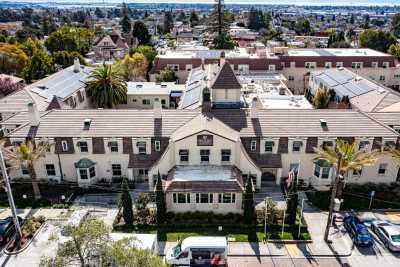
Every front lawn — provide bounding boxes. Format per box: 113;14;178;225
306;182;400;211
113;224;311;242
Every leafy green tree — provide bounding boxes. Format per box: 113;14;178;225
104;238;168;267
286;174;298;225
22;39;54;83
248;8;266;30
208;0;230;35
44;27;94;56
312;88;330;109
52;51;85;69
163;11;174;33
389;44;400;59
156;67;178;83
359;29;396;53
85;64;127;108
243;175;254;224
211;33;237;49
190;10;199;26
135;193;151;225
39;218;110;267
115;52;148;81
295;18;312;35
120;3;132;34
132;21;151;45
0;43;28;75
391;13;400;37
155;172;166;224
120;178;134;226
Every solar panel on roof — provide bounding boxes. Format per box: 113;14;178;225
181;85;202;109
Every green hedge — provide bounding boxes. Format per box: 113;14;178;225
306;182;400;211
113;223;310;242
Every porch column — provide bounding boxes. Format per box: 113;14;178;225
127;167;134;181
256;173;261;190
276;168;282;185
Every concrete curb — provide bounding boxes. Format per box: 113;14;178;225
3;222;47;256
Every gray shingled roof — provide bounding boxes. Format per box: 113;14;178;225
211;63;242;90
368;112;400;127
211;109;398;137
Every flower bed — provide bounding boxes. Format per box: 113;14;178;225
6;216;46;253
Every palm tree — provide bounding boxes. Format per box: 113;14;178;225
1;140;50;199
386;148;400;166
313;140;378;242
85;64;127;108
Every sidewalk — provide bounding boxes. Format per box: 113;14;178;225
158;192;353;258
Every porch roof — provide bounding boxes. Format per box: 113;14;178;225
165;165;244;192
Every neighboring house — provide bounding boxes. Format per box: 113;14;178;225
151;47;400;93
4;96;400;213
93;30;130;62
118;82;185;109
309;68;400;112
0;60;93;134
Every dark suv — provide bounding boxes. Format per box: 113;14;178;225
0;216;23;244
343;213;373;247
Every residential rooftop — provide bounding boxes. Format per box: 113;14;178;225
127;82;184;96
287;48;389;57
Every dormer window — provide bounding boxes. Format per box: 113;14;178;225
77;141;88;153
250;140;257;151
292;141;303;152
137;141;146;154
358;140;370;151
108;141;118;152
264;141;274;153
83;119;92;130
61;140;68;152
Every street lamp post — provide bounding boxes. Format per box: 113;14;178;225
0;148;22;240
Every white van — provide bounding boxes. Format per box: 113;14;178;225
165;236;228;267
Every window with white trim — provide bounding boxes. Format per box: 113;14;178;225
200;149;210;163
196;193;213;203
89;166;96;178
268;64;276;71
142;99;150;105
112;164;122;177
46;164;56;176
292;141;303;152
250;140;257;151
353;168;362;177
179;149;189;162
325;62;332;68
218;193;236;203
155;140;161;151
77;141;88;153
314;160;331;179
358;140;370;151
378;163;387;175
336;62;343;68
238;64;249;73
305;62;316;69
21;166;29;175
371;62;378;68
61;140;68;152
351;62;362;69
173;193;191;203
108;141;118;152
382;62;389;68
264;141;274;153
138;169;148;175
137;142;146;154
167;64;179;71
221;149;231;162
185;64;192;71
379;75;385;81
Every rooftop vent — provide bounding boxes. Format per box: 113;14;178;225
37;86;48;90
377;88;386;94
83;118;92;130
320;119;327;128
136;84;143;88
161;84;167;88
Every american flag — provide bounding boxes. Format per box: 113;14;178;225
287;170;295;188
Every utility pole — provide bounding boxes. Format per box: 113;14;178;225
0;148;22;240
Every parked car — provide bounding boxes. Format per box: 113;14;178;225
371;220;400;252
0;216;23;244
343;213;373;247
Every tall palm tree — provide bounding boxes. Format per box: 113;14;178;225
85;64;127;108
313;140;378;242
1;140;50;200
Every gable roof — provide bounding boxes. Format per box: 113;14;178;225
211;62;242;90
170;113;240;142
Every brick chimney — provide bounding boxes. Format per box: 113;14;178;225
27;102;40;126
